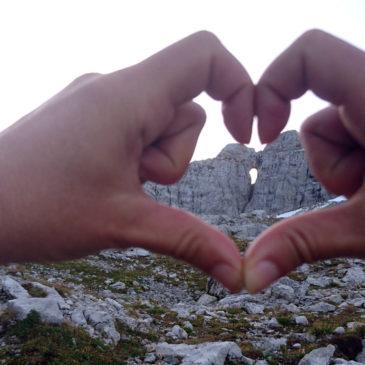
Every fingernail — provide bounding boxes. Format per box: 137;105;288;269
244;260;280;293
211;263;244;293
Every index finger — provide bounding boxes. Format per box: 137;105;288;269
256;29;365;143
117;31;254;143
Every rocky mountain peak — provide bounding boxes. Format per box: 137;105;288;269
145;130;333;215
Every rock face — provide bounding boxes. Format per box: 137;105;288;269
145;131;332;215
145;144;255;216
245;131;333;214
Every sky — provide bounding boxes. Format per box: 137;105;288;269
0;0;364;161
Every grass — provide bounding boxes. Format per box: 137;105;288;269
276;315;294;327
0;310;149;365
22;283;47;298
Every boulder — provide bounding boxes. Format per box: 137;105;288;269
298;345;335;365
155;341;242;365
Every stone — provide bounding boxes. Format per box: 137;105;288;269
166;325;188;340
334;326;345;335
109;281;126;291
230;223;268;241
298;344;335;365
243;302;265;314
145;131;332;216
282;303;300;313
144;353;157;363
333;359;365;365
343;267;365;286
307;302;336;313
7;298;64;324
295;315;309;326
256;337;287;352
183;321;193;331
155;341;243;365
206;278;229;299
246;131;333;214
1;276;29;299
241;356;255;365
268;318;281;328
306;276;332;288
145;144;255;216
70;309;87;326
271;284;295;301
197;294;217;306
83;309;120;345
327;294;344;305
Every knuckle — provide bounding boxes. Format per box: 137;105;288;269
284;226;318;265
192;30;221;48
173;227;203;263
297;29;329;48
71;72;102;86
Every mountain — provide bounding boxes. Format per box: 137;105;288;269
145;130;333;215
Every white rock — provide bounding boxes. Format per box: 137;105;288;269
1;277;29;299
243;302;265;314
7;298;64;324
183;321;193;331
328;294;344;305
271;284;295;301
156;341;242;365
268;318;281;328
70;309;87;326
282;303;300;313
307;302;336;313
298;345;335;365
166;325;188;340
110;281;126;291
333;359;365;365
144;353;157;363
343;267;365;286
306;276;332;288
334;326;345;335
84;309;120;345
295;315;309;326
197;294;217;306
256;337;287;352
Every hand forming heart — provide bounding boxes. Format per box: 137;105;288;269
0;30;364;293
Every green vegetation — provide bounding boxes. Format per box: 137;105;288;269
0;310;149;365
22;283;47;298
276;315;294;327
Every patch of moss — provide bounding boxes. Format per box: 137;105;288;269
22;283;47;298
0;310;147;365
277;315;294;327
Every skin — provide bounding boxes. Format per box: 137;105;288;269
0;31;254;293
243;29;365;293
2;29;365;294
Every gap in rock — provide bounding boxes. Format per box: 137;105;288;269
249;168;258;184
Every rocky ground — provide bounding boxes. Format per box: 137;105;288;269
0;201;365;364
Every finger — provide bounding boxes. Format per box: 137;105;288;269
139;102;206;184
111;31;254;144
300;106;365;196
256;29;365;143
243;196;365;293
112;195;244;293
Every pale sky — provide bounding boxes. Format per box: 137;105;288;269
0;0;364;161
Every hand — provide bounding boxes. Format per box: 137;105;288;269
243;29;365;293
0;31;254;292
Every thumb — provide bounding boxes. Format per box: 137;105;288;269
242;196;365;293
115;195;244;292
